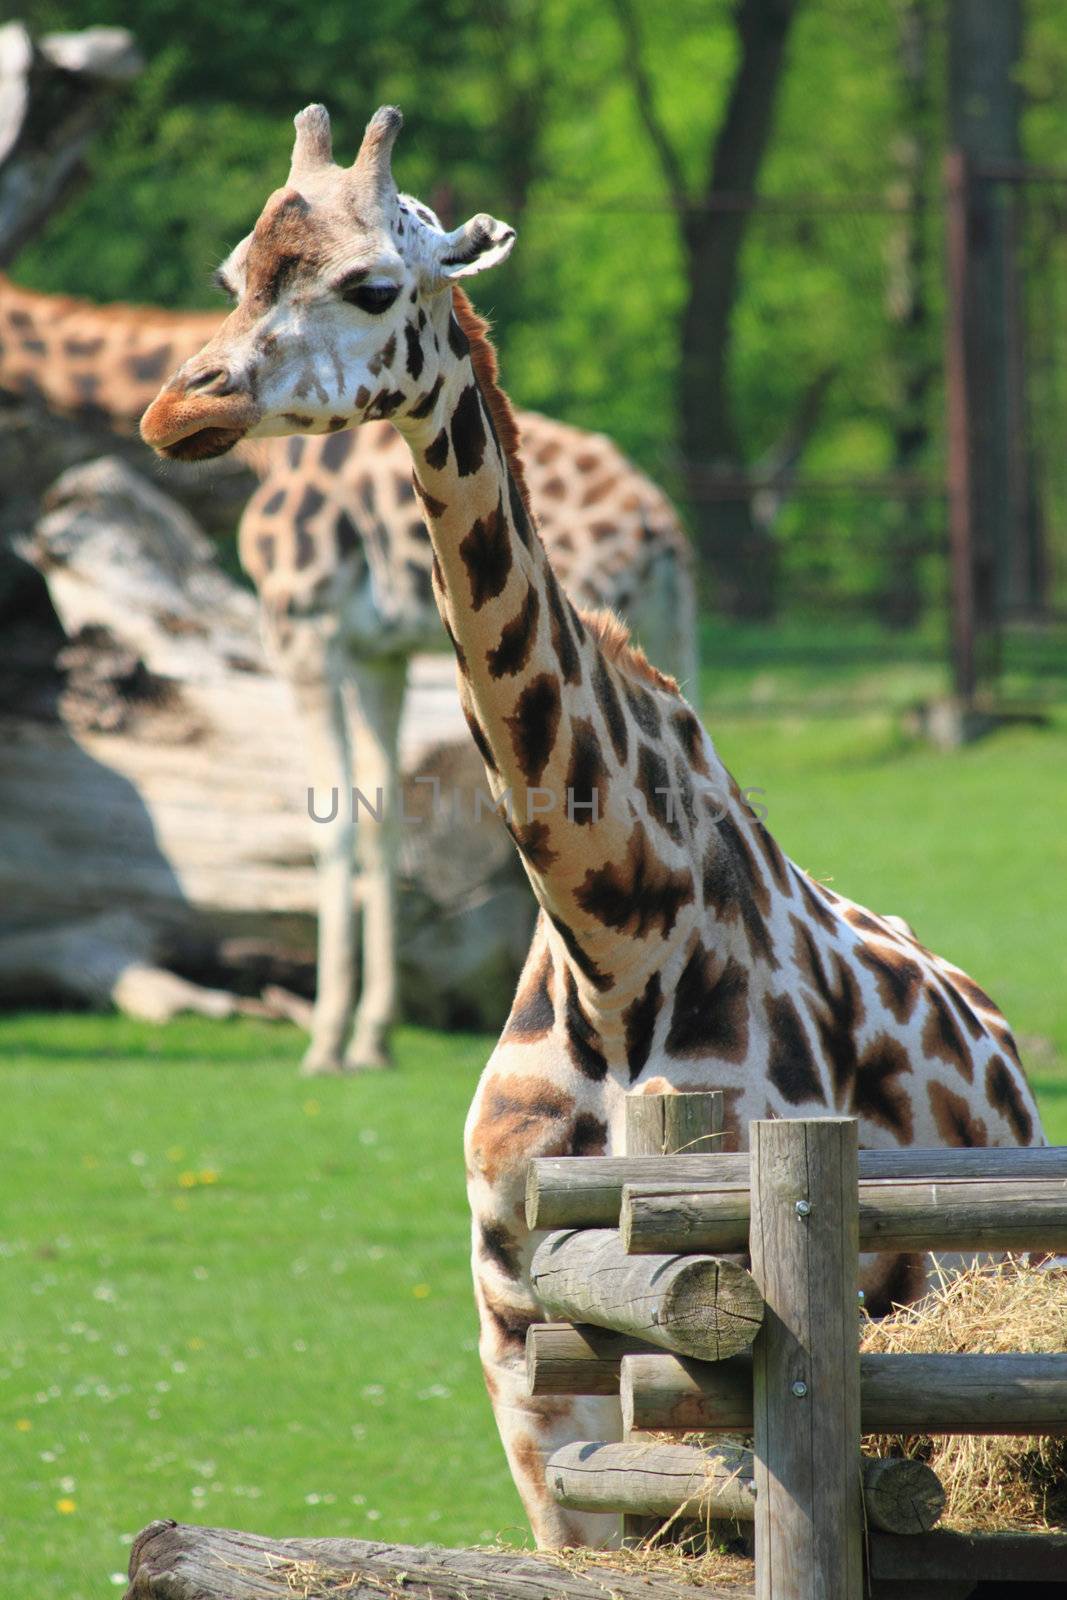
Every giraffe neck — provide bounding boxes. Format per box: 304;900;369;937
394;290;721;1017
0;274;221;435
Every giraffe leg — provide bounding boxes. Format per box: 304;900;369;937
290;671;358;1076
343;656;407;1072
465;1053;623;1548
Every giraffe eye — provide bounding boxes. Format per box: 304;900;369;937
341;281;400;315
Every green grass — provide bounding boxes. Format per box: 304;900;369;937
2;628;1066;1593
0;1020;521;1597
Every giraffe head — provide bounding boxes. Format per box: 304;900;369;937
140;105;515;461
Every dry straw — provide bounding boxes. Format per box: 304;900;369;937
861;1256;1067;1531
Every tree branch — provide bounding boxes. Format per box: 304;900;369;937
608;0;690;216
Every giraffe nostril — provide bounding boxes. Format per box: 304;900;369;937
186;366;231;395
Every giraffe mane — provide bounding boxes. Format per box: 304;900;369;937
450;286;531;515
577;606;679;695
449;288;678;697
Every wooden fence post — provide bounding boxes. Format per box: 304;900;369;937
750;1117;861;1598
621;1091;723;1546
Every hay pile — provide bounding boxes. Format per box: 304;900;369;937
861;1257;1067;1531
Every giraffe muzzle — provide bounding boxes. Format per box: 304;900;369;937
140;383;260;461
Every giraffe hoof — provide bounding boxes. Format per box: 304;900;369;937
299;1046;345;1077
342;1038;394;1073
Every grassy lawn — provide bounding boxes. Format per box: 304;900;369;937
2;628;1065;1594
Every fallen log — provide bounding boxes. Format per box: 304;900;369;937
622;1176;1067;1256
529;1229;763;1362
122;1519;750;1600
1;457;532;1028
619;1350;1067;1436
547;1441;944;1536
526;1147;1067;1231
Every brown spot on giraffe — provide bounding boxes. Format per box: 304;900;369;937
922;984;973;1081
856;943;924;1026
563;970;608;1082
575;822;694;940
985;1054;1034;1144
505;674;561;787
623;971;664;1083
487;584;540;679
481;1286;538;1353
502;945;554;1043
766;992;826;1106
479;1220;522;1279
666;943;749;1062
702;817;776;967
853;1036;913;1144
459;492;512;609
564;717;608;826
506;817;558;873
467;1073;575;1188
927;1080;988;1147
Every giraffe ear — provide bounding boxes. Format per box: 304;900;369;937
432;213;516;281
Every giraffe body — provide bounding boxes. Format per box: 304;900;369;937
139;104;1046;1546
1;272;695;1069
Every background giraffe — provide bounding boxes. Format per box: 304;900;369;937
0;271;696;1070
140;103;1047;1548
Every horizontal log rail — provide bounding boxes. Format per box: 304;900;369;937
526;1146;1067;1231
618;1350;1067;1436
547;1440;945;1536
867;1528;1067;1585
526;1323;660;1396
529;1229;763;1362
121;1519;746;1600
621;1176;1067;1255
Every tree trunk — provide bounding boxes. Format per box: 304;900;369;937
882;0;934;629
678;0;799;618
948;0;1024;626
123;1519;750;1600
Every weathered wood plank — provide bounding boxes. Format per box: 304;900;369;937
621;1349;1067;1435
623;1176;1067;1255
530;1228;764;1363
866;1527;1067;1583
526;1146;1067;1231
526;1323;659;1397
751;1118;863;1598
122;1519;753;1600
547;1441;942;1536
548;1439;756;1521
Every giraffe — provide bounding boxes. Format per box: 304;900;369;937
0;272;695;1072
139;104;1046;1547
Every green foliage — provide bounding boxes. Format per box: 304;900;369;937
11;2;1067;615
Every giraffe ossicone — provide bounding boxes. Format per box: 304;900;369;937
141;103;1046;1549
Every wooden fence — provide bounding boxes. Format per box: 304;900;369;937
526;1094;1067;1598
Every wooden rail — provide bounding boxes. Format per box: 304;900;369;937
529;1227;763;1363
547;1439;944;1536
619;1350;1067;1436
526;1145;1067;1230
621;1175;1067;1255
531;1102;1067;1597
